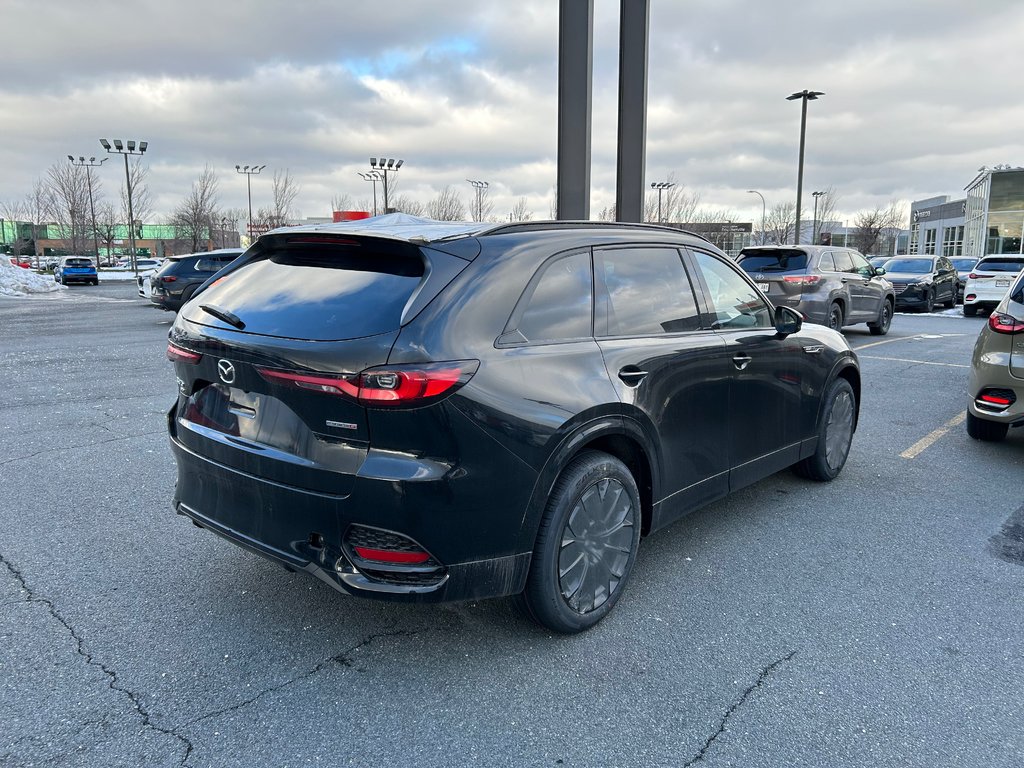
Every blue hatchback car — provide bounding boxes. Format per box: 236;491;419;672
54;256;99;285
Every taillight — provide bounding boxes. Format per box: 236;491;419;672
256;360;479;407
167;342;202;364
782;275;821;285
988;313;1024;334
162;275;177;283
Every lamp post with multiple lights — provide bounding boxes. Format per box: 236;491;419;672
746;190;767;244
467;179;489;221
812;190;825;245
650;181;675;223
68;155;107;266
785;89;824;245
99;138;147;274
368;158;403;213
235;164;266;240
358;171;382;216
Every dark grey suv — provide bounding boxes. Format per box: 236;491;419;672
737;245;895;335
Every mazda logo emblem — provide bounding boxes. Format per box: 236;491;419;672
217;359;236;384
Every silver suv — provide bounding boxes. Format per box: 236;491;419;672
737;245;895;335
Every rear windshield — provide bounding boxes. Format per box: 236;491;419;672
66;259;93;267
736;249;808;273
884;258;933;274
977;258;1024;273
190;238;426;341
950;259;977;271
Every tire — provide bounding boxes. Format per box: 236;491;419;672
966;411;1008;442
943;284;956;309
827;302;844;331
924;290;935;313
963;304;978;317
868;299;893;336
793;378;856;481
520;451;642;634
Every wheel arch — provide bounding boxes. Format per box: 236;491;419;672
833;361;862;430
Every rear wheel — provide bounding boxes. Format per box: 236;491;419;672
520;451;642;634
963;304;978;317
793;378;855;481
966;411;1008;442
827;302;844;331
868;299;892;336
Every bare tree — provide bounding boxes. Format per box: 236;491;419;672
24;179;52;263
388;194;425;216
853;200;907;256
120;157;152;236
467;184;494;221
0;198;27;255
94;202;120;264
171;166;220;252
763;201;797;245
509;197;532;222
331;193;353;213
427;186;466;221
45;162;91;254
271;168;300;226
597;204;616;222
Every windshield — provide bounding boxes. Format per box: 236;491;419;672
883;258;933;274
950;259;976;271
736;249;808;273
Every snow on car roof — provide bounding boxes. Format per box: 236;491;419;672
265;212;488;243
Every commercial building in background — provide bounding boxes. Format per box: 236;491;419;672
964;166;1024;259
908;195;966;258
664;222;753;257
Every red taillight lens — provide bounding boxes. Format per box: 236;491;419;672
352;546;430;564
161;275;177;283
782;275;821;285
257;360;478;407
988;313;1024;334
979;393;1013;406
166;342;201;364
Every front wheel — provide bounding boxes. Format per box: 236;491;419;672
966;411;1008;442
793;378;856;481
924;290;935;313
868;299;893;336
520;451;642;634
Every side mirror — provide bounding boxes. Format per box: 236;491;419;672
774;305;803;336
875;267;886;276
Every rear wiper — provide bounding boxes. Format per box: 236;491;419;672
200;304;246;330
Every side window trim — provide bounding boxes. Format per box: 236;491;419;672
498;247;594;347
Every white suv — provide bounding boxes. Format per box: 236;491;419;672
963;255;1024;316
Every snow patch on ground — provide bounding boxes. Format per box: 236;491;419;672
0;263;63;297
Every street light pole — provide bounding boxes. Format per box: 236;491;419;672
99;138;148;276
467;180;489;221
69;155;107;266
786;89;824;245
358;172;381;216
746;190;767;244
650;181;674;223
235;164;266;241
369;158;404;213
811;190;825;245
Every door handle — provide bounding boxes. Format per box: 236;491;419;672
617;367;648;386
732;354;752;371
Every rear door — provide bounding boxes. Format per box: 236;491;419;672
846;250;886;319
593;245;731;519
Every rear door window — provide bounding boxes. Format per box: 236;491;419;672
833;250;855;273
818;252;836;271
594;247;700;336
189;237;428;341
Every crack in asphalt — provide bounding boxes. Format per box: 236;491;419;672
683;650;797;767
181;629;422;732
0;552;195;767
0;429;166;466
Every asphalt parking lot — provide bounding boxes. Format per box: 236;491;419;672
2;283;1023;768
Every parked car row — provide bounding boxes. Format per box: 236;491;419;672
145;248;244;310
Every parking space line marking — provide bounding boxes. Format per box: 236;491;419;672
850;333;965;352
859;355;970;369
900;412;967;459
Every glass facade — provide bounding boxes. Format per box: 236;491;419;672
964;169;1024;258
941;225;964;257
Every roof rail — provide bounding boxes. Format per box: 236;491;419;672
480;219;714;245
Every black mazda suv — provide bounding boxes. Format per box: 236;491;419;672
166;216;860;633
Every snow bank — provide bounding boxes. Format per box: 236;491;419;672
0;262;63;297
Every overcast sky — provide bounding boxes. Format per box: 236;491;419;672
2;0;1022;227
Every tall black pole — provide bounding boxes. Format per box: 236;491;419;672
123;154;137;274
556;0;593;219
615;0;649;223
794;96;808;245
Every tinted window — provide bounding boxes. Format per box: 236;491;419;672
595;247;699;336
736;249;808;273
190;240;427;341
66;258;93;267
195;257;232;272
849;251;873;273
977;258;1024;272
884;258;933;274
692;251;772;329
951;258;977;271
833;251;855;273
516;251;592;342
818;253;836;271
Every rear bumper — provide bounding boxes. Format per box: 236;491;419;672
168;403;536;603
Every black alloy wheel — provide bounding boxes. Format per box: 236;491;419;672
520;451;642;634
868;299;892;336
827;303;844;331
793;378;855;481
924;290;935;313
